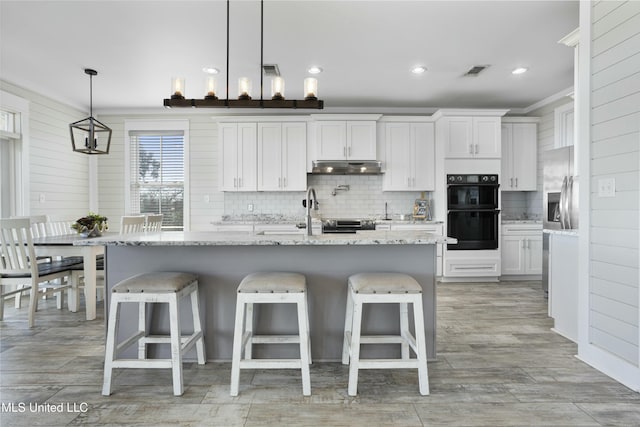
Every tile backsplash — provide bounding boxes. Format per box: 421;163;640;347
223;175;430;220
223;175;542;221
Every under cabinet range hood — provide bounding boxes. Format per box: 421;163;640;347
311;160;383;175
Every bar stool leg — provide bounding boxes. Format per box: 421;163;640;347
102;295;121;396
347;295;363;397
138;301;147;359
341;286;354;365
190;287;206;364
412;295;429;395
244;302;253;359
305;292;312;365
230;295;246;397
168;295;184;396
399;302;410;360
296;294;311;396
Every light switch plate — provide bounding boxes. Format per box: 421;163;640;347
247;203;254;212
597;178;615;197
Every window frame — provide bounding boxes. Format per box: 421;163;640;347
124;120;190;231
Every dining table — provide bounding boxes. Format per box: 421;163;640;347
32;233;106;320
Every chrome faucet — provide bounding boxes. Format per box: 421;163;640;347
305;187;319;236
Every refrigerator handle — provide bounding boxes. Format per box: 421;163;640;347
567;176;574;229
559;176;569;229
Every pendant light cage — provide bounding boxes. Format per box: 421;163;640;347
70;69;112;154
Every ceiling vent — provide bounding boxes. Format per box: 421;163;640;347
263;64;281;76
463;65;489;77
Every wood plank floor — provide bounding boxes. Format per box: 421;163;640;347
1;281;639;426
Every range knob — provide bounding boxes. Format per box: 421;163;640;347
456;176;463;182
481;175;488;182
490;176;496;182
448;176;455;182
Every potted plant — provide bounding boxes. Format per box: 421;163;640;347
71;213;108;237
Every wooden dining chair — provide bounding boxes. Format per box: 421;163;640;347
0;218;78;327
145;214;163;232
121;215;146;234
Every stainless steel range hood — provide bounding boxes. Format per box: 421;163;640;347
311;160;382;175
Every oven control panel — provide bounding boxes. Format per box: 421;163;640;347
447;174;498;184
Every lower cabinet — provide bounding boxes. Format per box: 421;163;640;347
501;224;542;276
444;254;501;278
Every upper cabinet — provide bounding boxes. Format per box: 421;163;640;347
382;122;435;191
311;115;381;161
219;122;258;192
257;122;307;191
434;110;508;159
501;119;538;191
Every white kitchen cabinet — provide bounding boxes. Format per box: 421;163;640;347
382;122;435;191
501;121;537;191
390;223;443;276
315;121;377;160
501;223;542;276
257;122;306;191
442;116;501;158
218;122;257;192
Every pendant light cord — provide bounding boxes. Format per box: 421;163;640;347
226;0;229;103
260;0;264;103
89;73;93;117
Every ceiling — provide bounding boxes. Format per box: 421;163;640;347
0;0;579;114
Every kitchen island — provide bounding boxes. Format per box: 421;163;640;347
77;230;452;361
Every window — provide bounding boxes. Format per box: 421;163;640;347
0;91;29;218
125;120;189;231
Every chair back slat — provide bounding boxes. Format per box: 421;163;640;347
11;215;48;238
0;218;37;277
121;216;146;234
145;214;163;232
45;217;75;236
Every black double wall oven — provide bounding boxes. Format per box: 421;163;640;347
447;174;500;250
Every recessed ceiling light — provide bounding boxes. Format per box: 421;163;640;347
202;67;220;74
411;66;427;74
512;67;528;75
308;66;323;74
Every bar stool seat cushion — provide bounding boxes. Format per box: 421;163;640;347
112;272;198;293
238;272;306;293
348;273;422;294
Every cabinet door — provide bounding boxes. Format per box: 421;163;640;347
501;235;525;274
316;121;347;160
501;124;515;190
237;123;257;191
525;236;543;274
413;122;435;191
257;123;283;191
444;117;473;158
473;117;501;158
511;123;537;190
219;123;239;191
347;121;376;160
282;123;307;191
382;123;412;191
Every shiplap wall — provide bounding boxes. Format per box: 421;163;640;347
97;114;221;232
589;0;640;366
0;80;89;220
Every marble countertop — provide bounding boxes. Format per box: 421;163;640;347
543;228;579;236
502;220;543;225
75;230;456;247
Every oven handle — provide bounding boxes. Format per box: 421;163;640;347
448;209;501;213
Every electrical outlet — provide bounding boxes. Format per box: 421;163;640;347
247;203;254;212
597;178;615;197
39;193;45;203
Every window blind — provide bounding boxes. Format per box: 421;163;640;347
129;130;184;230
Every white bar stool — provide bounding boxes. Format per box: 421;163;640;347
230;272;312;396
102;272;206;396
342;272;429;396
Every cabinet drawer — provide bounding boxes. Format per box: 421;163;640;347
502;225;542;235
445;258;501;277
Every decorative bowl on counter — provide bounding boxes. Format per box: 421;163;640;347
71;213;108;238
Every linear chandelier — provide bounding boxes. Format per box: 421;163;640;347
163;0;323;109
69;69;112;154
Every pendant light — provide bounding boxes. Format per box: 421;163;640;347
69;69;112;154
163;0;323;109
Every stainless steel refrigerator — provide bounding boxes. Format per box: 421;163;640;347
542;146;579;294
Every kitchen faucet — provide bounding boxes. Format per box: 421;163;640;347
305;187;319;236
